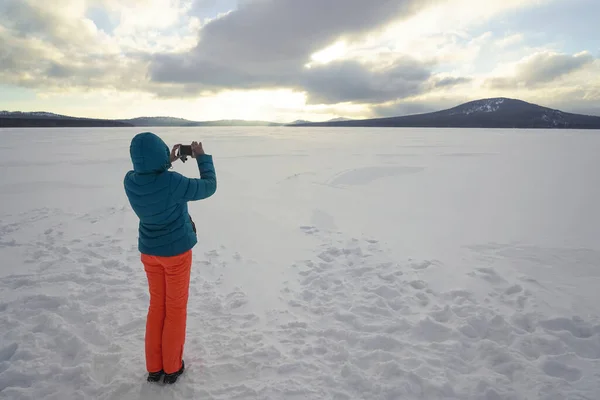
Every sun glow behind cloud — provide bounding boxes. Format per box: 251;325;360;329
308;41;348;66
27;87;370;123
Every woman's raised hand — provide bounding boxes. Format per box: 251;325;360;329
191;141;205;158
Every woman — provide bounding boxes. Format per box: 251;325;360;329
123;132;217;384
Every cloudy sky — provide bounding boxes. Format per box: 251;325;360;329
0;0;598;122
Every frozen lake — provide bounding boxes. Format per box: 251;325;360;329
1;126;599;399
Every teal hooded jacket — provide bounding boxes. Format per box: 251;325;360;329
124;132;217;257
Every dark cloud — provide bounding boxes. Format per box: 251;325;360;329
484;77;514;89
519;52;594;84
300;58;431;104
46;63;74;79
485;51;595;89
1;1;56;38
0;29;51;84
184;0;434;74
434;76;472;88
150;54;434;104
150;0;439;102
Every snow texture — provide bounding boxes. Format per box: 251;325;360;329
541;113;567;127
1;127;600;400
450;98;506;115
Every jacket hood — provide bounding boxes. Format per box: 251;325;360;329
129;132;171;174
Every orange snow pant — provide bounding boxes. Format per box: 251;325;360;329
141;249;192;374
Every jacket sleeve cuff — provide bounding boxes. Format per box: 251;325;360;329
196;154;212;163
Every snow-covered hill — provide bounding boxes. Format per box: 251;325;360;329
0;111;132;127
448;98;507;115
0;111;70;118
295;98;600;129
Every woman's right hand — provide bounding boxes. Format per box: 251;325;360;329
191;141;205;158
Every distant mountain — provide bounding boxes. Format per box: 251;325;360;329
119;116;196;127
288;120;313;125
0;111;283;128
0;111;133;127
4;99;599;129
292;98;600;129
0;111;69;119
327;117;354;122
288;117;354;125
118;117;281;127
186;120;283;127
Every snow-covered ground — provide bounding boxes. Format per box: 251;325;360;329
1;127;599;400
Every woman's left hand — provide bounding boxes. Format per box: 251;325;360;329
170;144;181;163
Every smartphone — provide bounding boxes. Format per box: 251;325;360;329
179;145;193;157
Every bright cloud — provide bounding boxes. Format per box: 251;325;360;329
486;51;595;88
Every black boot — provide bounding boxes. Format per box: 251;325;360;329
147;370;164;383
163;360;185;384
